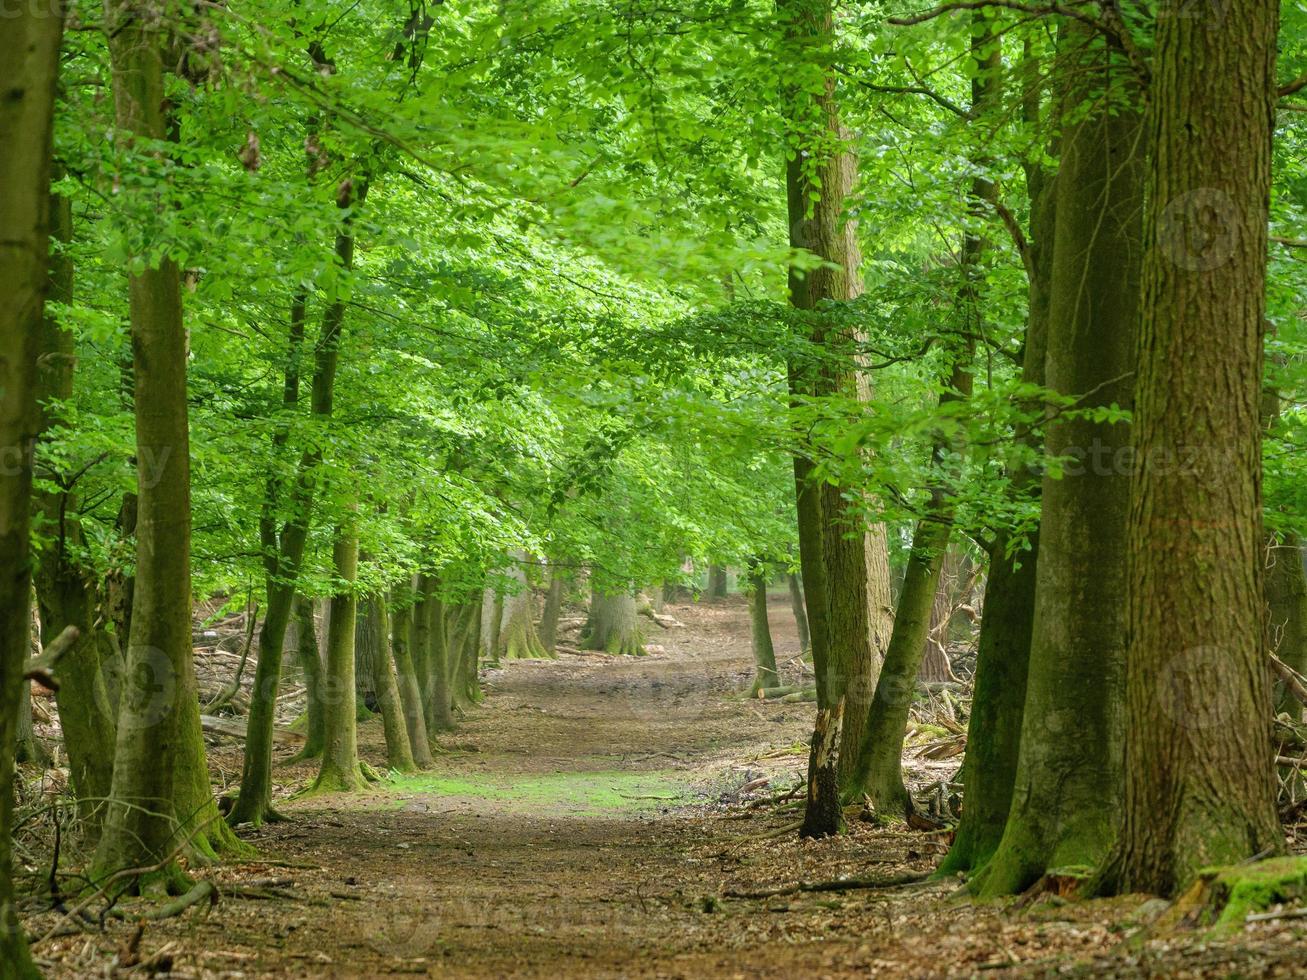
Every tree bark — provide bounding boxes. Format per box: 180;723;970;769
93;0;242;883
1103;0;1282;895
290;595;326;761
977;20;1144;897
706;565;729;600
500;553;549;659
584;586;645;656
1267;536;1307;719
390;593;434;766
0;4;62;964
747;561;781;696
786;573;810;656
310;507;365;794
539;565;565;654
361;595;416;773
420;575;454;732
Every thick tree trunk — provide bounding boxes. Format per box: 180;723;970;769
747;562;781;696
584;587;645;656
450;599;483;707
0;6;62;965
1268;536;1307;719
500;554;549;659
390;595;434;766
977;21;1144;897
93;0;241;883
360;595;416;773
1103;0;1282;896
481;587;503;664
310;511;365;794
420;576;454;732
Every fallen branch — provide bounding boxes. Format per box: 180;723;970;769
110;880;218;921
724;871;931;900
24;625;82;689
1271;653;1307;705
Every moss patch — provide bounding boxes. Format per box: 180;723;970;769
378;770;692;816
1206;857;1307;934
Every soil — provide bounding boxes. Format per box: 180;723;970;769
26;598;1307;978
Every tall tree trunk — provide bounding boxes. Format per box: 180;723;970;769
787;573;810;656
390;593;434;766
747;561;781;696
976;21;1144;897
1102;0;1281;895
584;587;645;656
310;508;365;794
481;587;503;664
539;565;565;654
939;33;1054;878
0;5;62;966
361;595;416;773
93;0;241;883
842;9;992;818
33;186;118;825
230;180;362;826
777;0;892;838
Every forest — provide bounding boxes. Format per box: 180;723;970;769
3;0;1307;975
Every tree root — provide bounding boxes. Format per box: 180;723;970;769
1146;857;1307;936
723;871;932;900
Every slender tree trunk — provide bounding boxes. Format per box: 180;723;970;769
290;595;326;761
310;508;365;793
940;34;1054;878
787;573;810;656
33;186;118;825
747;562;781;696
1268;535;1307;719
230;178;361;824
977;21;1144;897
451;599;484;707
539;565;565;654
0;5;62;965
390;594;434;766
1102;0;1281;895
584;586;645;656
481;587;503;664
361;595;416;773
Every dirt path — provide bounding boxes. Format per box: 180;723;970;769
36;600;1307;978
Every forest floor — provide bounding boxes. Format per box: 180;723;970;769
28;598;1307;978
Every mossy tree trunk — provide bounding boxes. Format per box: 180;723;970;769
842;10;992;818
93;0;243;884
419;575;454;732
32;185;119;826
584;586;646;656
360;595;416;773
448;599;483;708
1102;0;1282;896
940;35;1054;878
778;0;893;837
389;593;434;766
290;595;326;760
0;4;63;966
310;508;365;794
747;561;781;696
500;552;549;659
976;21;1144;897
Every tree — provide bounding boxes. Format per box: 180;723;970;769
0;1;64;970
1101;0;1283;895
746;560;781;695
584;585;646;657
974;21;1145;897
